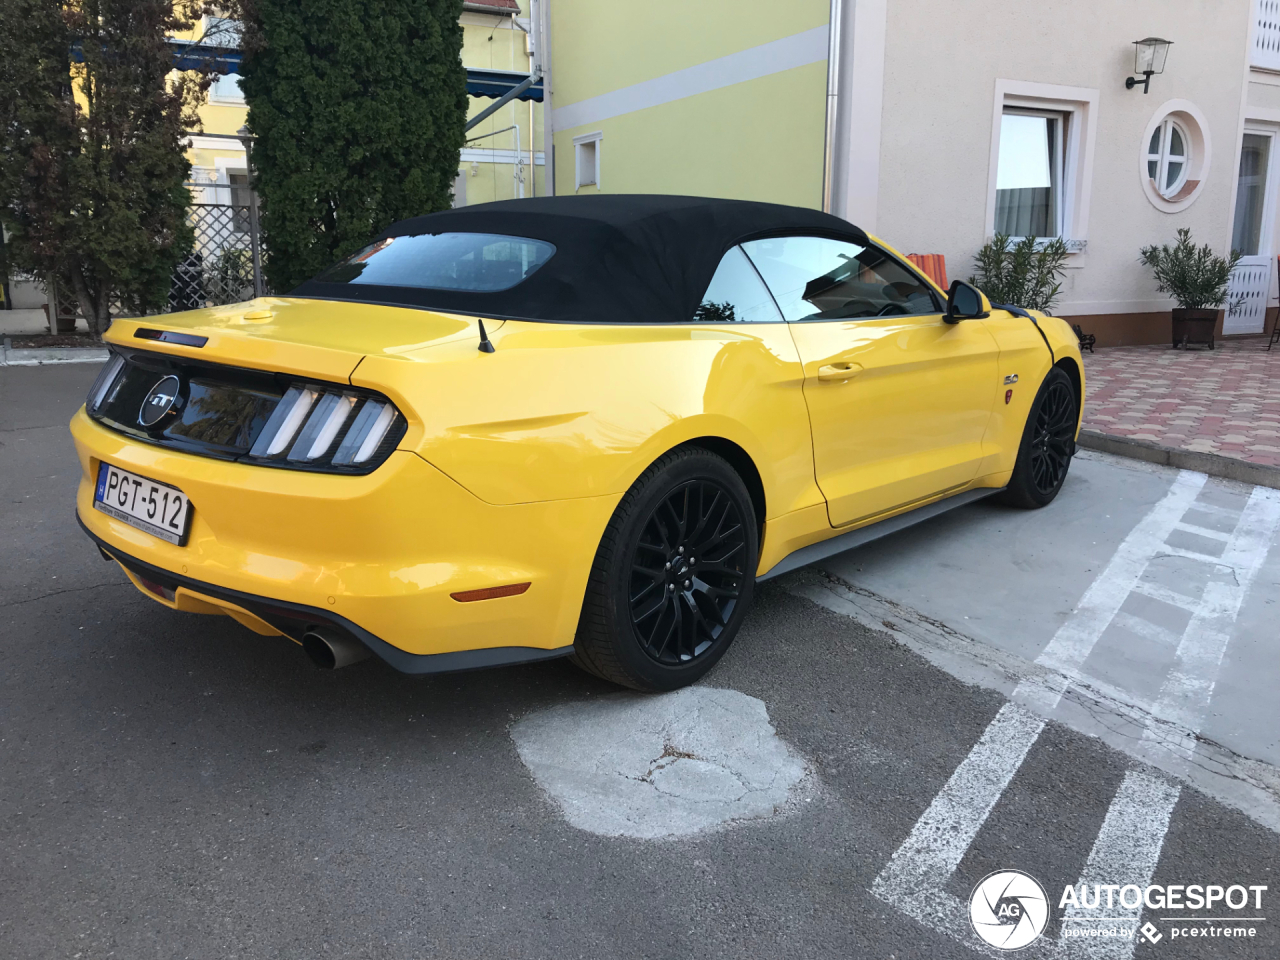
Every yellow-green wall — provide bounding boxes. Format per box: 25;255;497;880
461;3;545;204
548;0;829;207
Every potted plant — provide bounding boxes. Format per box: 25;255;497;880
1139;228;1242;350
969;234;1070;312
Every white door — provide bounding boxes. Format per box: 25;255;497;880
1225;129;1278;334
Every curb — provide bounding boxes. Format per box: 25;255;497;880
1;337;109;367
1078;429;1280;491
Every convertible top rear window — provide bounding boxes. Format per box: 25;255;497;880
315;232;556;293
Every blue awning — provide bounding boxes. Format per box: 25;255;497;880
464;68;543;103
169;41;242;75
162;41;543;102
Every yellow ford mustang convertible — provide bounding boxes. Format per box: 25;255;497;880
73;195;1083;691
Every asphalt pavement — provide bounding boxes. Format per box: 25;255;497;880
2;362;1278;959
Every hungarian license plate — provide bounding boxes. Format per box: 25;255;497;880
93;462;191;545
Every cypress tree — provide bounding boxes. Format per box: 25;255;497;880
238;0;468;292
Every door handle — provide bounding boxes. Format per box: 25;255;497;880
817;362;864;382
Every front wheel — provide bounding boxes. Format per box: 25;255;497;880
999;366;1078;509
572;448;758;691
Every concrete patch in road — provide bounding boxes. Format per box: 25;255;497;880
511;686;807;839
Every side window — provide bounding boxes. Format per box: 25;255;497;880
693;245;784;323
740;236;940;322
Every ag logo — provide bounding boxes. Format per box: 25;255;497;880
139;375;181;427
969;870;1049;950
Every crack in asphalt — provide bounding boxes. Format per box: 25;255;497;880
0;580;129;610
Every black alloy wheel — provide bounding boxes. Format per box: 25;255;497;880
1000;366;1078;509
1028;376;1077;495
572;448;759;691
628;479;747;665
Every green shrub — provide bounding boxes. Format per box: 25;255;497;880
1139;228;1242;310
969;234;1069;312
0;0;204;334
236;0;469;292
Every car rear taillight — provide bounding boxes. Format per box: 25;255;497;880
86;349;406;474
86;353;126;412
247;382;404;469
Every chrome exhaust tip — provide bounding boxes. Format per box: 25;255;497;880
302;628;372;670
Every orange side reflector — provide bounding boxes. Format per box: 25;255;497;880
450;582;531;603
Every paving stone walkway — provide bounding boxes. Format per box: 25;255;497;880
1081;336;1280;467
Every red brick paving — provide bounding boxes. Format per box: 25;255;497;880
1081;337;1280;468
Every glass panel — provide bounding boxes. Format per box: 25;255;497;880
315;233;556;292
994;113;1059;237
1165;161;1184;191
1148;127;1162;155
166;380;278;452
1148;159;1158;180
209;72;245;102
741;237;940;322
1168;125;1185;158
694;246;783;323
1232;133;1272;256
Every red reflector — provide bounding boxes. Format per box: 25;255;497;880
1005;389;1013;405
450;582;531;603
137;576;173;600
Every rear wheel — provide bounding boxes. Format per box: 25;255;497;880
1000;366;1078;509
572;448;758;691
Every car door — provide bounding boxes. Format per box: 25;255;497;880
741;236;1000;527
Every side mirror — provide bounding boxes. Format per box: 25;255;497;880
945;280;991;323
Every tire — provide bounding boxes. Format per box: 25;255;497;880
571;447;759;692
999;366;1078;509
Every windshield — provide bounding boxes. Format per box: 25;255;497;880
315;232;557;293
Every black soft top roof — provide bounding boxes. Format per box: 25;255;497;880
290;194;870;325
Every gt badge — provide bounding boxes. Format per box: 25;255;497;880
138;375;181;427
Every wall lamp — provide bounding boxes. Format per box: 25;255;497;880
1126;37;1173;93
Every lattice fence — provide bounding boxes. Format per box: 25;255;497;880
168;202;264;311
39;197;266;328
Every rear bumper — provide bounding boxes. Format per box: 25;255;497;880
71;407;619;670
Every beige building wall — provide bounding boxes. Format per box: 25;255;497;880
842;0;1253;345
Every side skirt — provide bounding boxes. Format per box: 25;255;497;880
757;487;1004;582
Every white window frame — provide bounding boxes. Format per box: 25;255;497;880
1232;124;1280;257
985;80;1099;252
573;131;602;191
1137;99;1212;213
1146;118;1190;200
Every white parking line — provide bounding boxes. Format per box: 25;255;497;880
1140;485;1280;771
1061;770;1182;959
1129;580;1201;612
866;471;1208;957
871;703;1046;895
1024;471;1206;714
1110;611;1182;647
1173;521;1233;542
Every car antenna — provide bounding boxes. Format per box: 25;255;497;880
477;318;496;353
